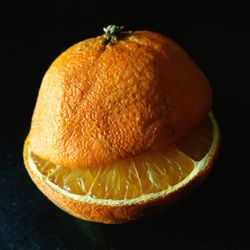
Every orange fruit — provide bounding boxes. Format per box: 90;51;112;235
29;26;212;169
23;25;220;224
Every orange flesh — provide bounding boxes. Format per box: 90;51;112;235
29;116;212;200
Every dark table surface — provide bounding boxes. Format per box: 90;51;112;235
1;2;249;249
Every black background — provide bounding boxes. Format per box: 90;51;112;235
0;1;249;249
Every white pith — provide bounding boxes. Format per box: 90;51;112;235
27;112;220;206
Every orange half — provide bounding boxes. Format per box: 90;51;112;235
23;112;220;223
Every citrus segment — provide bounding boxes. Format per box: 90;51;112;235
29;149;194;200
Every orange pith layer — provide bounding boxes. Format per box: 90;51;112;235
29;116;212;200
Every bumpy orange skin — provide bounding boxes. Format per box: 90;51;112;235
24;134;220;224
29;31;212;169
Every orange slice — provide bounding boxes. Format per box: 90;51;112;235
23;112;220;223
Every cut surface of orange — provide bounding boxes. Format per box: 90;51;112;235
24;112;219;207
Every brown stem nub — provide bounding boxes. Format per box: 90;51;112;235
103;25;126;46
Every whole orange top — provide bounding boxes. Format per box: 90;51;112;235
29;26;212;169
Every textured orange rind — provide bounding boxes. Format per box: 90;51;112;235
29;31;212;169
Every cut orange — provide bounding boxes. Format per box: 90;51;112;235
23;112;220;224
23;26;220;223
